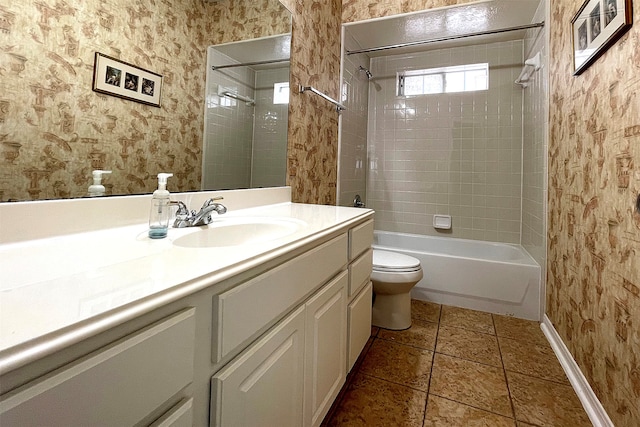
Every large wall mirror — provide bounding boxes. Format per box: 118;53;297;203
203;34;291;190
0;0;291;202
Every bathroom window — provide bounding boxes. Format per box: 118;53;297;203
273;82;289;104
397;63;488;96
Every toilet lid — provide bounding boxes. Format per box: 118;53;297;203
373;250;421;271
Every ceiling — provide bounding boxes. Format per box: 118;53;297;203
344;0;543;57
211;34;291;70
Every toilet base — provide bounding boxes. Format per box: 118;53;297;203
372;292;412;330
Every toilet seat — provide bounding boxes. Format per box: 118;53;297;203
372;250;421;273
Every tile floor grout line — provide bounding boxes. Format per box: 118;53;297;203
376;336;436;352
357;370;430;394
503;366;575;387
428;393;523;421
421;303;443;426
432;349;504;369
327;302;591;426
493;313;519;423
439;323;499;337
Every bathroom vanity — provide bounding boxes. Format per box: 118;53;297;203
0;188;374;426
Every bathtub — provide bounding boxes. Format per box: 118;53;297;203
373;231;541;320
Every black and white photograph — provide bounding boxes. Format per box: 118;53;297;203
605;0;618;26
578;21;588;50
92;52;163;107
571;0;632;75
105;66;121;87
141;78;155;96
124;73;139;92
589;2;601;40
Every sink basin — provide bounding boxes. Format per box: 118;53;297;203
172;217;306;248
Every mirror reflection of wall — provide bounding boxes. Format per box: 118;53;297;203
203;35;290;191
0;0;291;203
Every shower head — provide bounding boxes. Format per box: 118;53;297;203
358;66;373;80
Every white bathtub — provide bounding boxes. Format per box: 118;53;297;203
373;231;541;320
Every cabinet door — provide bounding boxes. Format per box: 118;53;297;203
304;271;348;427
348;281;373;372
211;306;305;427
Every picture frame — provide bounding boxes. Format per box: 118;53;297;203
571;0;633;75
92;52;163;107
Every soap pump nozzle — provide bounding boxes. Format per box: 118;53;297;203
156;173;173;192
88;170;112;197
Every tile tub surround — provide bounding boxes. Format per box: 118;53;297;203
366;40;525;243
323;301;591;427
338;29;369;207
0;187;373;372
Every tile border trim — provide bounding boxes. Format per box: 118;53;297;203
540;315;614;427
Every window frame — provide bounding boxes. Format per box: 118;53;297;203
397;63;489;96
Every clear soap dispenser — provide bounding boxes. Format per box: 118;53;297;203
88;170;112;197
149;173;173;239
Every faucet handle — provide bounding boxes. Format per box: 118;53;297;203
201;196;224;208
170;201;192;228
170;200;189;216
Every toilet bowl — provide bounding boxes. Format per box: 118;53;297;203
371;250;423;330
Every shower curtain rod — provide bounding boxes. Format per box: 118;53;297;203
211;58;289;71
346;22;544;56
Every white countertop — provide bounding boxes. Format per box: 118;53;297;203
0;192;373;373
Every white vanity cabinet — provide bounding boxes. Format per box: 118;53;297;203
210;305;307;427
0;308;196;426
211;273;348;427
303;270;347;427
210;235;349;427
211;220;373;427
0;209;374;427
347;220;374;372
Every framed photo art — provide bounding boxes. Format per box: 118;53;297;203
92;52;163;107
572;0;632;75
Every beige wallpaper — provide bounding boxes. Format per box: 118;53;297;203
282;0;342;205
548;0;640;425
342;0;477;23
0;0;289;202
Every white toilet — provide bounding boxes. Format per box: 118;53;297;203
371;249;423;330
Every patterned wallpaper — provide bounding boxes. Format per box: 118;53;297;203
548;0;640;425
282;0;342;205
342;0;477;23
0;0;290;202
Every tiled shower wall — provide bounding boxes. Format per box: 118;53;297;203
251;67;289;188
338;31;369;207
203;48;255;190
203;49;288;190
367;41;524;243
522;0;548;269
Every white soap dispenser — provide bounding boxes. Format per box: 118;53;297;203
88;170;112;197
149;173;173;239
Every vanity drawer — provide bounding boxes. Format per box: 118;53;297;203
150;398;193;427
349;248;372;298
213;234;348;363
349;220;374;260
0;308;196;427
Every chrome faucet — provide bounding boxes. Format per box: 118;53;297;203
172;197;227;228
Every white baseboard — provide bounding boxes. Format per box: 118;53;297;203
541;315;614;427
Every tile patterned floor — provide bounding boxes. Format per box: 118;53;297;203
323;301;592;427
